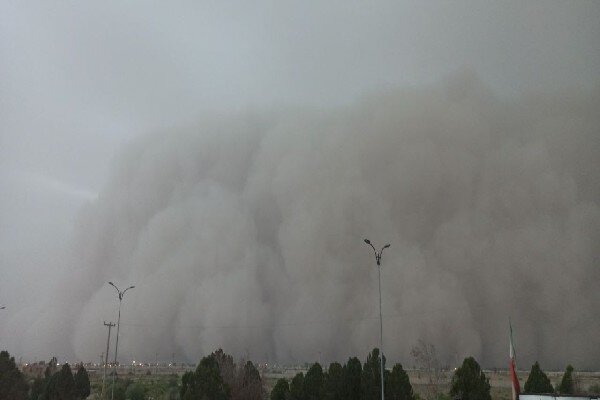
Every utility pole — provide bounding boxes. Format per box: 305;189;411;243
103;321;115;399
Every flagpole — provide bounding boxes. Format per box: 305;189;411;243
509;318;520;400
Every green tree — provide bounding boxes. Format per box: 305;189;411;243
234;361;263;400
44;372;59;400
180;355;229;400
523;361;554;394
125;383;146;400
73;365;90;399
213;349;235;389
385;363;414;400
164;386;180;400
449;357;491;400
107;380;127;400
289;373;305;400
271;379;290;400
362;348;386;400
322;362;343;400
304;363;324;400
29;376;45;400
557;364;575;394
0;350;29;400
180;371;196;399
342;357;362;400
45;358;58;379
45;363;76;400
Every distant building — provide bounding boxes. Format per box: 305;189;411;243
21;362;48;378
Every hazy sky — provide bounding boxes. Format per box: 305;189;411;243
1;1;599;367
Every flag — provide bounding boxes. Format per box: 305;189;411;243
509;319;521;400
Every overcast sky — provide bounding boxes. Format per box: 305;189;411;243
1;1;599;365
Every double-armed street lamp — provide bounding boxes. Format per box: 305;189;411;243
364;239;390;400
108;282;134;400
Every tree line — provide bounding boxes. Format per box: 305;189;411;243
0;348;591;400
180;348;264;400
0;351;90;400
271;348;413;400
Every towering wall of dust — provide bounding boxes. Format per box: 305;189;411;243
12;74;600;368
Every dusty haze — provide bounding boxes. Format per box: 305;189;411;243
4;74;599;369
1;1;599;370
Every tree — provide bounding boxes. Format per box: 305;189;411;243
385;364;414;400
362;348;386;400
107;380;127;400
342;357;362;400
30;376;45;400
304;363;324;400
73;365;90;399
45;363;76;400
322;362;343;400
233;361;263;400
45;358;58;379
164;386;180;400
523;361;554;394
180;371;197;399
411;340;441;399
289;373;305;400
213;349;236;389
557;364;575;394
180;354;229;400
125;383;145;400
449;357;491;400
0;350;29;400
271;379;290;400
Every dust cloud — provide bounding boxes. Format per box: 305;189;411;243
5;73;599;369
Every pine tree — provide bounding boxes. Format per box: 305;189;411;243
289;372;305;400
362;348;386;400
304;363;324;400
449;357;491;400
73;365;90;399
342;357;362;400
271;378;290;400
322;362;343;400
523;361;554;394
0;350;29;400
235;361;263;400
557;364;575;394
385;363;414;400
44;363;77;400
180;355;229;400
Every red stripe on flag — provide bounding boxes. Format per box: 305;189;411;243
509;357;520;396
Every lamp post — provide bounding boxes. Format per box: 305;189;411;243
108;282;134;400
364;239;390;400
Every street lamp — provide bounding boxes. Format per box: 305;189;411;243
364;239;390;400
108;282;134;400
